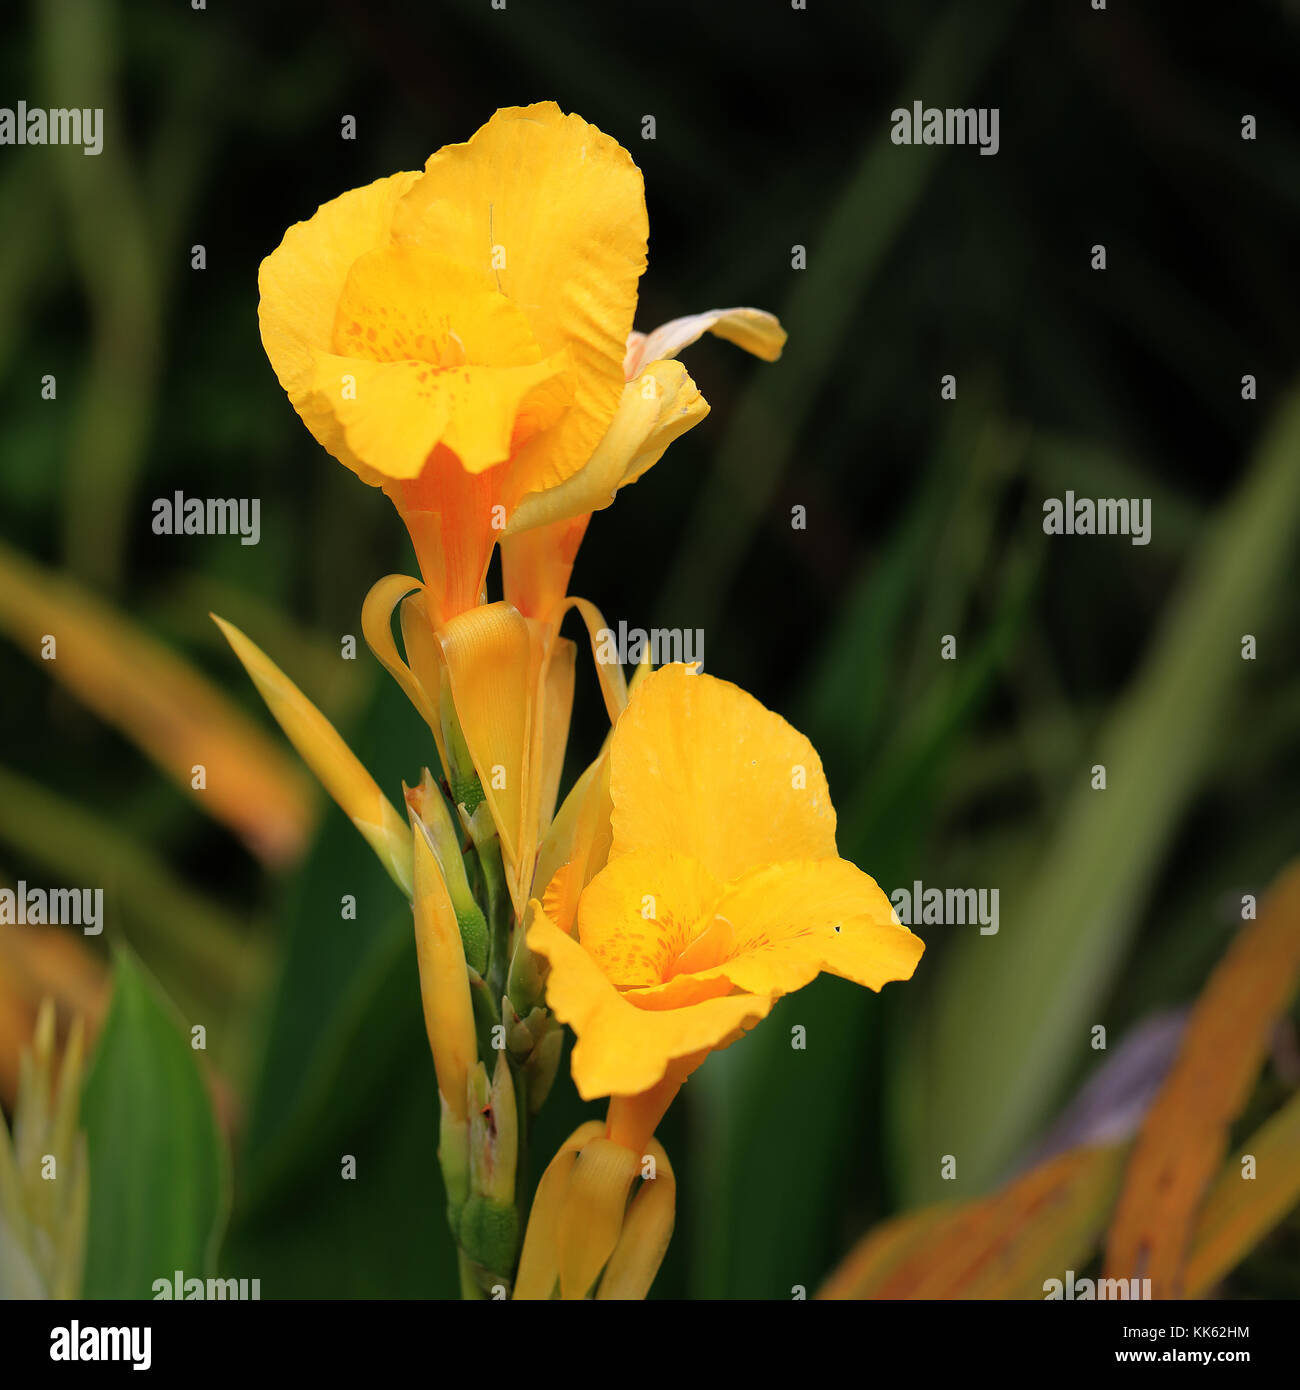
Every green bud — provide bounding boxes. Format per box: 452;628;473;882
437;1093;470;1231
502;996;533;1058
506;925;547;1016
468;1054;518;1205
458;1196;519;1279
439;682;487;815
524;1024;564;1114
452;772;486;817
465;966;499;1059
454;901;489;977
407;768;490;974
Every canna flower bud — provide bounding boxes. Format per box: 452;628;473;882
523;1024;564;1115
514;1125;675;1300
459;1055;520;1282
595;1140;676;1300
406;770;488;975
409;815;478;1127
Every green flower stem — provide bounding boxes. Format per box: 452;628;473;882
458;1250;486;1300
474;833;511;1003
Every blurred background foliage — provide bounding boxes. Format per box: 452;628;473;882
1;0;1299;1298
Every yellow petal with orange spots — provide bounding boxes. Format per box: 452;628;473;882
527;902;772;1099
322;244;573;478
576;851;724;990
306;349;565;481
610;664;838;881
258;170;420;481
576;853;920;1008
332;246;541;368
394;102;647;498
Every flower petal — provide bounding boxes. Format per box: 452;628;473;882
557;1137;641;1299
535;634;576;843
318;243;572;479
624;306;787;379
437;601;537;878
536;745;613;938
706;859;924;997
513;1121;605;1300
610;665;838;881
388;446;499;627
501;515;590;622
361;573;438;733
331;245;540;368
258;170;419;476
617;360;711;490
305;349;565;481
596;1139;676;1301
576;850;724;989
528;903;772;1099
504;360;706;535
393;102;647;497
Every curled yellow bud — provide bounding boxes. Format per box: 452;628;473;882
596;1139;676;1300
410;818;478;1126
513;1121;603;1300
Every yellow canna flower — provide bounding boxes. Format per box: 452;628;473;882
527;664;925;1153
258;101;784;629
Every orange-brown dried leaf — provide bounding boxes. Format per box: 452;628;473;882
828;1145;1125;1300
1104;860;1300;1296
1183;1085;1300;1296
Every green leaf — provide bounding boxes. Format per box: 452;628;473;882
80;952;229;1298
228;676;459;1296
656;0;1023;631
895;381;1300;1202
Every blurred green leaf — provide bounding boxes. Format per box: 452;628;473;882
80;952;228;1298
658;0;1021;630
0;763;266;1034
895;381;1300;1203
684;982;881;1298
227;678;458;1296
